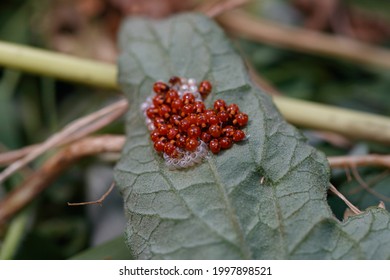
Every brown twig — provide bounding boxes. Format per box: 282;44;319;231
329;154;390;201
0;108;124;167
329;183;362;215
0;144;38;167
197;0;251;18
217;10;390;70
67;182;116;206
328;154;390;169
309;131;352;148
348;170;389;195
0;98;128;182
350;165;390;202
0;135;125;226
344;165;352;182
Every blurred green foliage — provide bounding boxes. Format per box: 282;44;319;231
0;1;123;259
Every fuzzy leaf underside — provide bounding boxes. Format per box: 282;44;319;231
114;13;390;259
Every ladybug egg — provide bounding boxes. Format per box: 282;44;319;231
179;118;191;132
153;95;165;107
209;124;221;138
187;114;198;125
153;81;169;95
220;137;232;149
235;113;248;127
165;89;179;104
169;114;182;126
232;129;246;142
181;104;194;116
146;107;157;119
222;125;235;137
147;77;248;169
227;103;240;115
171;98;183;113
169;76;181;86
209;139;220;154
164;142;177;157
214;99;226;112
199;80;212;98
167;127;179;140
183;93;195;104
201;132;212;143
154;140;166;152
176;135;187;148
187;125;201;138
194;101;205;113
185;137;199;152
196;113;207;128
150;130;160;142
158;104;171;119
217;111;229;123
157;124;169;135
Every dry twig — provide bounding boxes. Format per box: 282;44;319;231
328;154;390;169
67;182;116;206
329;183;362;215
350;166;390;202
198;0;251;18
0;135;125;226
348;170;389;195
218;10;390;70
0;144;37;167
329;154;390;201
0;98;128;183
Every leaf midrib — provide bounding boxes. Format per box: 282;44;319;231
207;158;253;259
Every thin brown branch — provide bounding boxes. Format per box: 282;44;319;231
196;0;221;14
348;170;389;195
0;107;125;167
350;165;390;202
217;10;390;70
310;131;352;148
0;135;125;226
329;154;390;201
344;165;352;182
61;105;126;144
328;154;390;169
197;0;251;18
0;98;128;183
0;144;38;166
329;183;362;215
67;182;115;206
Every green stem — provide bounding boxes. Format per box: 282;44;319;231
0;207;30;259
1;41;390;144
273;96;390;144
0;41;118;89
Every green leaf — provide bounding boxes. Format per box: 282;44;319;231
114;13;390;259
70;236;133;260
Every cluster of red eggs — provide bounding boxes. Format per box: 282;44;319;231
143;77;248;161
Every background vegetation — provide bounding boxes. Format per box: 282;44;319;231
0;0;389;259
